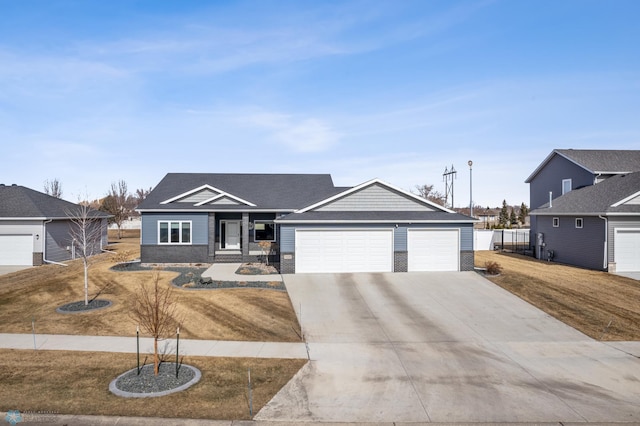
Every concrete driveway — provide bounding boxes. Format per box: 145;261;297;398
0;265;31;276
256;271;640;423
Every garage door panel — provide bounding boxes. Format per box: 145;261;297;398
296;229;393;273
0;235;33;266
615;229;640;272
408;229;459;272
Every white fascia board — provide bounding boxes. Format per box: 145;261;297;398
275;219;477;224
138;209;292;213
605;212;640;216
530;211;606;216
525;150;593;183
611;190;640;207
0;217;48;221
296;178;454;213
160;185;218;204
160;185;257;207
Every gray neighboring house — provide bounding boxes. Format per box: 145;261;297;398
526;149;640;272
137;173;476;273
0;184;110;266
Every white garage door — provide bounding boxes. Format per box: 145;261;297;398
615;229;640;272
295;229;393;273
408;229;459;271
0;235;33;266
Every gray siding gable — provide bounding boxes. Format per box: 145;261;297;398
529;154;595;210
315;183;436;212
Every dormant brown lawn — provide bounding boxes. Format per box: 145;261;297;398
0;232;301;342
476;250;640;341
0;349;305;420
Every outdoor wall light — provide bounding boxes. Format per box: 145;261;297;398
35;234;39;240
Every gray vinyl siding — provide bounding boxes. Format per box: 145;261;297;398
624;194;640;205
141;213;208;245
536;215;606;270
45;220;74;262
608;216;640;265
317;184;434;212
529;155;595;210
178;188;218;203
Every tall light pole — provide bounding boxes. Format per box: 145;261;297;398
468;160;473;218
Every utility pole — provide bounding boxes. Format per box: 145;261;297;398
443;165;457;209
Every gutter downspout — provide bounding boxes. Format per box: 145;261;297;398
43;220;68;267
598;215;608;270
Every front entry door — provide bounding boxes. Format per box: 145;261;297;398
225;221;241;250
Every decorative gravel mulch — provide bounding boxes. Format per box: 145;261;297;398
235;262;279;275
56;299;112;314
110;362;201;398
111;261;286;291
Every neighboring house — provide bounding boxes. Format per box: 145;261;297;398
137;173;476;273
0;184;110;266
526;149;640;272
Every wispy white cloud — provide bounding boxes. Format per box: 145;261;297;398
244;110;341;152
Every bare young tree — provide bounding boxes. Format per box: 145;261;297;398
67;203;105;306
413;184;447;206
44;178;63;198
129;273;183;375
102;180;133;239
135;187;153;205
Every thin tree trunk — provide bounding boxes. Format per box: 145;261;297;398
154;338;159;375
84;259;89;305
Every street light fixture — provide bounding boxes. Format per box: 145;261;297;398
468;160;473;218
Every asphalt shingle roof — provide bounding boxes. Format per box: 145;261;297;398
525;149;640;183
0;184;110;219
530;171;640;215
138;173;344;211
556;149;640;173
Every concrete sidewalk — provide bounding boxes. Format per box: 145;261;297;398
0;333;307;359
201;263;283;282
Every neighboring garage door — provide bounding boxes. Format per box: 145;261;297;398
295;229;394;273
615;229;640;272
407;228;459;271
0;235;33;266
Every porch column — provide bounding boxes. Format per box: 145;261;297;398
242;213;249;258
208;213;216;260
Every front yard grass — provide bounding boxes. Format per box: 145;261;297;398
476;250;640;341
0;349;305;420
0;234;301;342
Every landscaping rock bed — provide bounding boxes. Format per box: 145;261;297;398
110;362;201;398
56;299;112;314
235;262;279;275
111;261;286;291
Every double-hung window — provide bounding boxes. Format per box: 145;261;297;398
254;221;276;242
159;221;191;244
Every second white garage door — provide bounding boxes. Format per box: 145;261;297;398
408;228;459;271
0;235;33;266
295;229;394;273
615;229;640;272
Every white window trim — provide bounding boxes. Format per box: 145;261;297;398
562;178;572;195
553;217;559;227
158;220;192;245
575;218;583;229
254;220;276;242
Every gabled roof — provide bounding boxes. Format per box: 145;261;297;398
529;171;640;216
277;179;474;223
296;178;455;213
525;149;640;183
137;173;343;212
0;184;110;220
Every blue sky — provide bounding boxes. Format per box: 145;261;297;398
1;0;639;207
